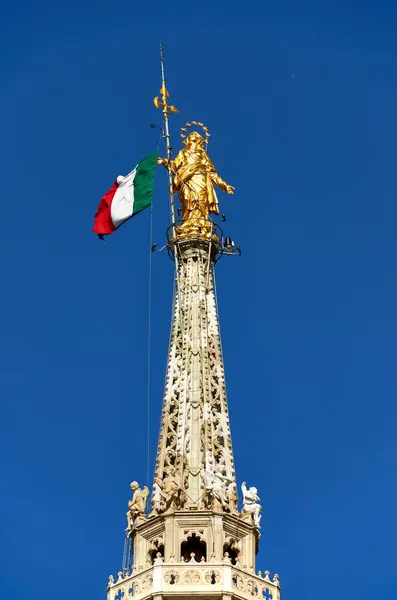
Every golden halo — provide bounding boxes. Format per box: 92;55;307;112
180;121;211;145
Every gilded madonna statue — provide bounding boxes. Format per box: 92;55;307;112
157;125;235;239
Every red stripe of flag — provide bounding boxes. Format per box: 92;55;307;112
92;181;118;237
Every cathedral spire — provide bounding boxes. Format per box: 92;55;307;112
150;235;238;515
106;53;280;600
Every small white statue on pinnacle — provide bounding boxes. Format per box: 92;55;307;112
241;482;262;528
126;481;149;531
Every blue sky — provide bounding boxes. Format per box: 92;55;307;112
2;1;397;598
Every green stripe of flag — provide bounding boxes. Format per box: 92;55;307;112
133;150;158;214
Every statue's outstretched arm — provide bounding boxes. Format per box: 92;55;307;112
157;157;169;168
207;157;235;194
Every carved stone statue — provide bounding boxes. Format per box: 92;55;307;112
227;481;239;515
164;467;184;510
152;467;184;514
241;482;262;528
203;462;233;510
126;481;149;531
150;481;162;515
158;126;234;239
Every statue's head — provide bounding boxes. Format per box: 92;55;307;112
186;131;205;148
180;121;210;147
251;487;258;494
130;481;139;490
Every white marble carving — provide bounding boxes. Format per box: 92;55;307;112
203;456;233;509
150;481;162;515
151;241;237;509
126;482;149;531
241;482;262;528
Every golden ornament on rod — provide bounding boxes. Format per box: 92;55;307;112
153;83;179;114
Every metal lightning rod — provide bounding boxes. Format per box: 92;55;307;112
154;44;179;241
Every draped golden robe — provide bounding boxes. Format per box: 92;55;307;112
170;145;230;238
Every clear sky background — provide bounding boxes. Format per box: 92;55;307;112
2;1;397;598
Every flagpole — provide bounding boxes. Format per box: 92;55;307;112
159;45;177;241
154;44;179;242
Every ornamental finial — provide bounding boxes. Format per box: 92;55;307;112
153;44;179;115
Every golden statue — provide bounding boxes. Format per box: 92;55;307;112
157;123;235;239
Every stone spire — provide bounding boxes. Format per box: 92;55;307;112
106;79;280;600
151;239;237;515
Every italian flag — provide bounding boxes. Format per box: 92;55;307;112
93;150;157;238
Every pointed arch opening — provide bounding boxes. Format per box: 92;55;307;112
223;539;239;565
148;539;165;564
181;533;207;562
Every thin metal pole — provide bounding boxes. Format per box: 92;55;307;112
158;44;180;287
159;44;177;241
147;205;153;488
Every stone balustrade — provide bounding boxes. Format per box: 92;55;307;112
107;558;280;600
